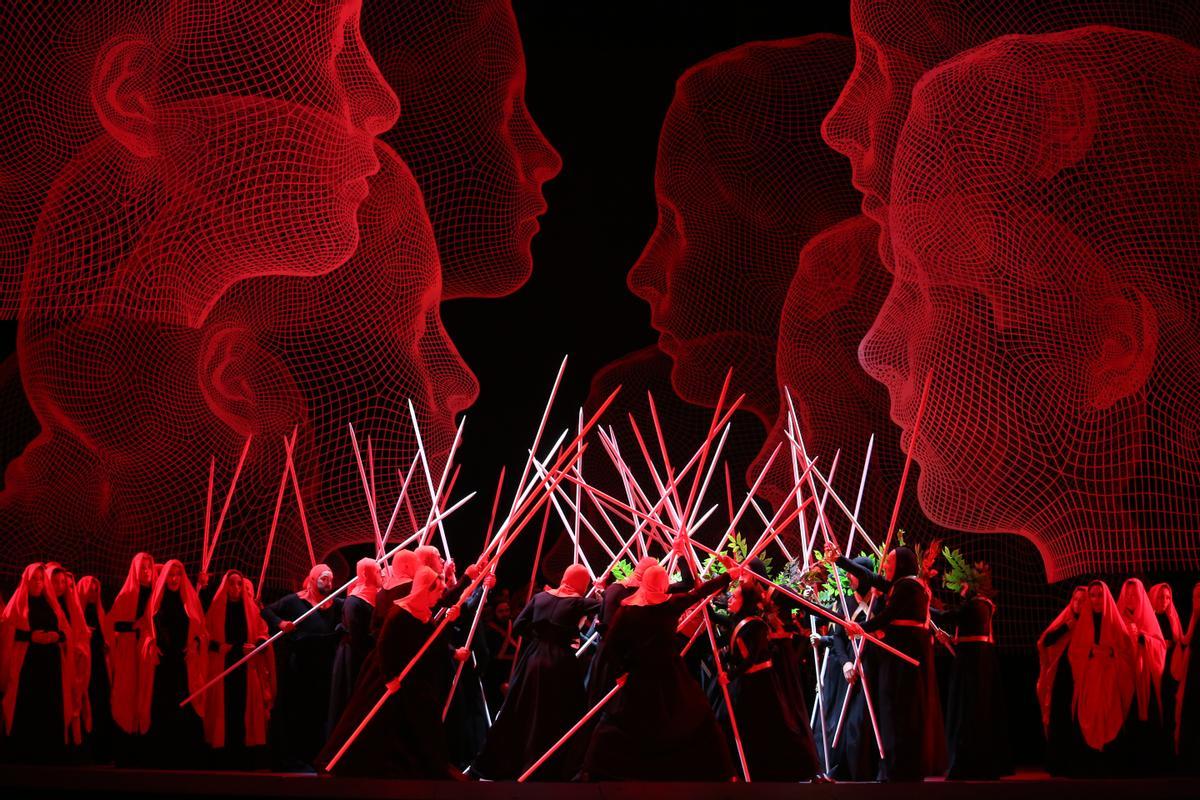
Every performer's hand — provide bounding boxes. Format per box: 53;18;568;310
824;539;841;562
484;573;497;590
243;643;256;654
445;605;462;622
445;559;457;583
845;622;864;638
935;629;953;647
1129;622;1139;636
671;534;690;556
464;564;480;581
454;647;470;663
386;676;403;693
842;662;856;682
279;620;296;633
197;571;210;589
717;671;730;687
810;632;822;647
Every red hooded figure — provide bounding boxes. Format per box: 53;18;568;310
1069;581;1135;751
139;560;208;729
0;562;77;760
106;552;156;735
203;570;274;750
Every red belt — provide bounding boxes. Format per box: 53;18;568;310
956;635;994;644
890;619;929;629
744;661;773;675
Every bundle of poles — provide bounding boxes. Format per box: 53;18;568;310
181;356;936;783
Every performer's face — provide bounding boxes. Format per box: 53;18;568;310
226;573;244;601
317;570;334;594
1070;588;1086;615
52;570;68;598
28;568;45;598
1152;587;1171;614
1088;585;1105;613
166;563;184;592
494;602;511;623
138;560;154;588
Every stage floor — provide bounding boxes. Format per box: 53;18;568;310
2;766;1199;800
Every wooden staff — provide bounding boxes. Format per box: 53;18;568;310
258;429;299;598
203;435;253;573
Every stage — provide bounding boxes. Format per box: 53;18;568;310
2;766;1198;800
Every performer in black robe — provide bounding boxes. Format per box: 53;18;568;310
261;563;343;771
723;582;819;781
144;560;207;769
579;560;736;781
328;558;381;736
482;599;517;710
839;547;946;782
106;552;155;766
317;566;463;778
934;578;1012;779
1177;582;1200;773
76;576;114;763
1115;578;1169;774
445;582;492;769
812;556;877;780
1;563;69;764
1037;587;1087;776
1150;582;1182;773
472;564;599;780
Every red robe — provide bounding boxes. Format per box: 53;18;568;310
137;560;209;728
1069;582;1136;751
106;553;156;734
203;573;275;748
0;563;77;741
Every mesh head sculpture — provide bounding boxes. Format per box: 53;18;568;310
822;0;1200;265
364;0;562;299
860;27;1200;578
0;2;481;582
626;36;860;427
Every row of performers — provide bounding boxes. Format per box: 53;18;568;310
1036;579;1200;776
1;541;1024;782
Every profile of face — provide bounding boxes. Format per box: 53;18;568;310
8;144;476;580
166;562;184;592
1089;584;1105;614
8;0;399;326
363;0;561;299
753;214;891;517
1069;587;1086;616
27;567;45;598
882;551;895;581
822;0;1200;262
861;28;1200;578
494;602;511;623
627;37;859;424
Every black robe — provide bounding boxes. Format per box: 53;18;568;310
327;595;375;739
472;591;600;780
1180;633;1200;774
209;598;261;767
6;594;65;764
445;587;491;769
260;593;342;770
82;603;114;763
935;595;1012;779
815;598;877;780
837;557;946;782
1040;621;1087;775
146;589;204;768
1156;611;1179;773
723;615;820;781
579;573;734;781
317;604;456;778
